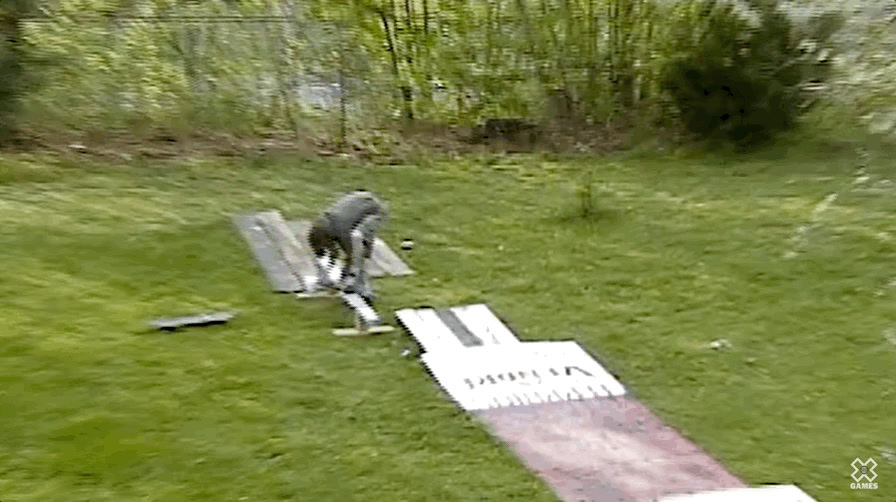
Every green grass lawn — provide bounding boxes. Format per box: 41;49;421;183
1;141;894;501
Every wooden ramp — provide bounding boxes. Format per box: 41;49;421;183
232;212;306;292
396;304;814;502
232;211;413;293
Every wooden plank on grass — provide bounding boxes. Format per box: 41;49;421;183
256;211;316;290
150;311;235;330
450;304;521;345
366;252;387;276
232;214;303;292
284;219;314;256
333;325;395;336
371;239;414;276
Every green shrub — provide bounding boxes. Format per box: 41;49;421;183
0;2;28;144
660;0;842;148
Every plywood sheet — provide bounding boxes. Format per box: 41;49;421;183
255;211;316;287
150;311;235;330
371;238;414;276
232;214;303;292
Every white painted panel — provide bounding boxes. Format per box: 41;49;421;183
420;341;626;411
396;308;466;353
661;485;817;502
450;304;520;345
524;341;626;397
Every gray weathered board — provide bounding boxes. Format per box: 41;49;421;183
258;211;317;287
232;213;304;292
150;311;235;331
232;212;413;293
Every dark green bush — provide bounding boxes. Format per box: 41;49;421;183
0;1;33;145
660;0;841;148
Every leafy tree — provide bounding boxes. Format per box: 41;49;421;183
10;0;855;146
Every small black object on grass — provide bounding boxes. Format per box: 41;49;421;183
150;312;235;332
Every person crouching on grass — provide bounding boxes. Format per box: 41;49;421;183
306;190;388;303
